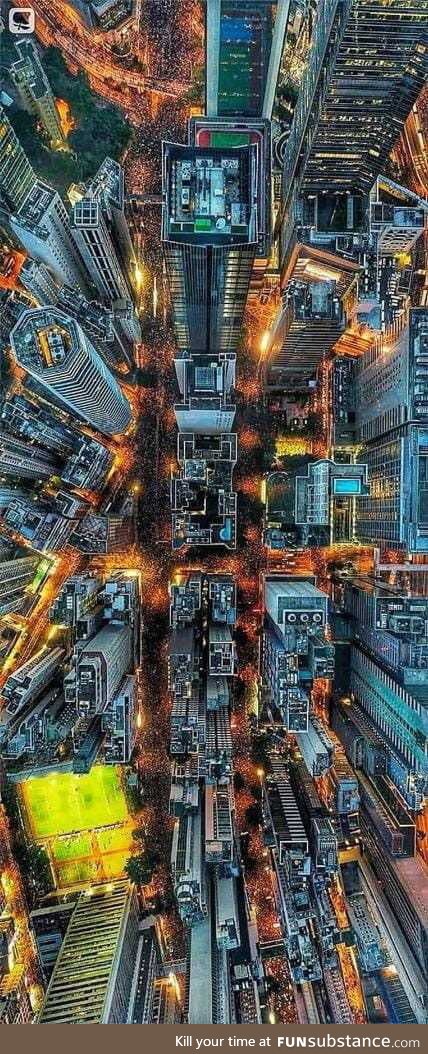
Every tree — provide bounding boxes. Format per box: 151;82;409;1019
185;65;204;104
7;108;78;196
233;771;246;793
125;783;141;813
249;782;262;802
7;46;132;196
251;733;270;772
302;412;323;439
245;802;263;828
266;976;281;995
136;368;158;388
15;842;53;899
124;854;153;886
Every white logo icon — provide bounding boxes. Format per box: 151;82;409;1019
8;7;35;34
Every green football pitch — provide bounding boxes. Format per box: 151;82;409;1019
18;766;133;888
20;766;128;839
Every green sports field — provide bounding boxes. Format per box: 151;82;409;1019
20;766;128;838
18;766;133;889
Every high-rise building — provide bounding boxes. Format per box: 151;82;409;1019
334;577;428;691
209;624;236;676
205;1;290;120
9;180;91;292
295;458;368;543
69;514;134;554
162;142;258;353
10;306;131;436
38;882;140;1024
71;158;140;344
359;824;428;986
0;645;65;735
264;757;311;875
263;755;320;983
279;0;428;268
102;573;140;665
18;257;133;368
0;966;33;1024
102;673;137;764
10;38;66;148
30;903;76;984
1;394;112;488
128;918;183;1023
1;393;75;455
189;115;272;263
205;779;235;865
0;104;37;213
65;622;133;717
368;176;428;259
347;645;428;812
0;429;58;481
171;432;237;549
262;577;334;732
19;257;61;304
170;571;237;628
296;715;334;778
261;259;360;405
355;308;428;553
56;283;135;372
174;352;236;435
0;552;40;615
2;491;82;552
171;806;207;925
168;570;236;770
50;573;101;629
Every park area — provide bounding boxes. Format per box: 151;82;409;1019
18;766;133;890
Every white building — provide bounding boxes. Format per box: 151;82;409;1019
10;306;131;436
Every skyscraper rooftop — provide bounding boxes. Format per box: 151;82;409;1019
162;143;258;245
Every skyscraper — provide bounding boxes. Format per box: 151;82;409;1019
333;575;428;693
2;493;77;552
174;352;236;434
205;1;290;120
102;673;137;764
71;158;140;343
171;432;237;549
279;0;428;267
0;967;33;1024
1;393;75;455
0;104;37;213
189;114;272;261
66;622;133;717
295;458;368;544
9;180;91;293
0;430;58;481
0;553;40;615
10;38;66;148
347;646;428;812
162;142;259;353
355;308;428;553
262;578;334;732
49;573;101;628
38;882;139;1024
0;645;65;737
10;306;132;436
19;258;61;305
